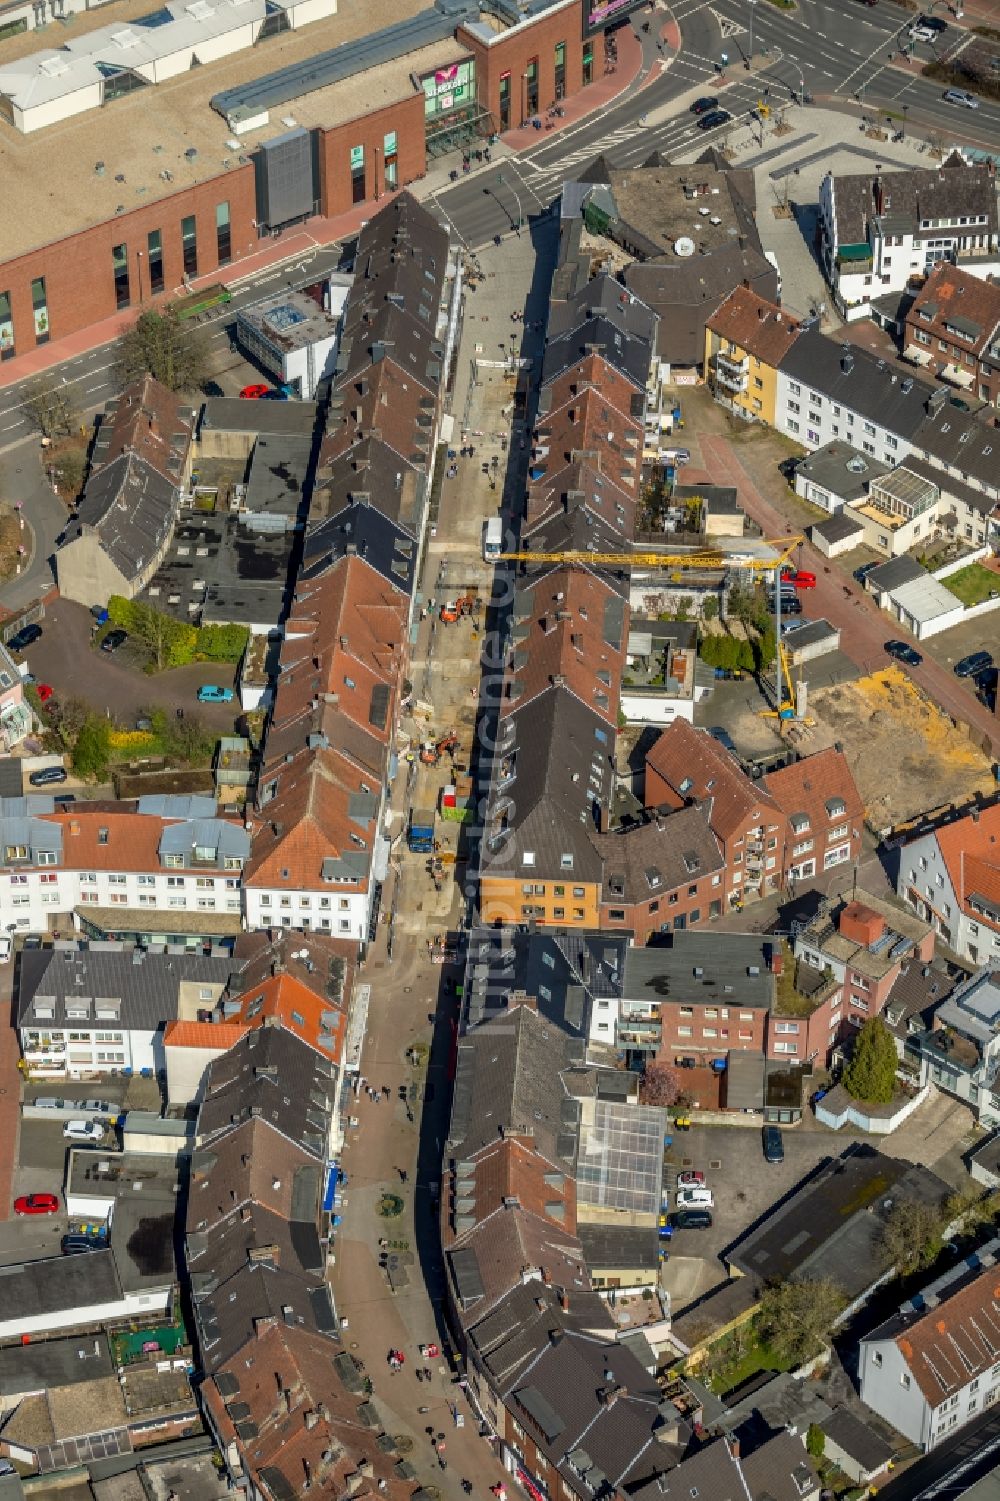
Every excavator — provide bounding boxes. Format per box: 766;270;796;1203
440;595;478;624
420;732;459;765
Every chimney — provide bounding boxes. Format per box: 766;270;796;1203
304;1410;320;1430
541;1266;552;1284
768;942;783;977
560;1290;570;1312
728;1436;740;1460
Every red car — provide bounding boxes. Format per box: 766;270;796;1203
677;1170;706;1188
239;383;270;400
37;683;53;703
14;1192;60;1215
782;569;817;589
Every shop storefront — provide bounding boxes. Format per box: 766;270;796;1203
582;0;646;33
421;57;491;156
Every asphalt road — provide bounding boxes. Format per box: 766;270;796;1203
877;1406;1000;1501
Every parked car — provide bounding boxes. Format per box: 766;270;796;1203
61;1233;105;1254
955;650;993;678
659;447;691;466
80;1099;116;1117
239;383;270;399
943;87;978;108
762;1125;785;1163
909;20;943;41
259;388;289;400
36;683;54;703
14;1192;60;1215
782;570;816;589
770;595;803;615
676;1170;705;1187
7;623;42;653
690;97;719;114
699;110;731;130
197;684;234;703
31;1097;66;1110
707;727;737;754
63;1119;105;1142
29;766;67;786
671;1208;713;1229
885;639;922;666
100;628;128;654
780;619;808;637
675;1187;715;1209
853;561;878;584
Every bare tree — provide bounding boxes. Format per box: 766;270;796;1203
640;1060;683;1107
21;376;79;439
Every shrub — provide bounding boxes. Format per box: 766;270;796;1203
73;715;112;779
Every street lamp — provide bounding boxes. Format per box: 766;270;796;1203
374;145;381;201
747;0;755;68
496;168;523;235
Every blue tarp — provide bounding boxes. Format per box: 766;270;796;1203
323;1163;339;1212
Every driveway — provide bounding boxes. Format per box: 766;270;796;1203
876;1088;976;1183
18;599;239;731
0;445;64;614
661;1122;838;1308
697;434;1000;756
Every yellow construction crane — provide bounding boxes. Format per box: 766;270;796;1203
498;538;804;572
761;641;800;721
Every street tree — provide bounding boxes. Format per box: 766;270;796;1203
842;1016;897;1103
757;1278;846;1365
118;308;211;393
21;376;78;439
701;597;719;623
879;1198;948;1276
640;1060;683;1108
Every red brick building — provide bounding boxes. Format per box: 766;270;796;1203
0;0;650;365
904;261;1000;407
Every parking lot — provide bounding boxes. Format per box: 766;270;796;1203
661;1122;839;1310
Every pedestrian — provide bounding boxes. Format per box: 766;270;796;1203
382;1084;390;1099
424;1366;432;1381
400;1170;408;1184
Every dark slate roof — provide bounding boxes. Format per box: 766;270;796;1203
820;1408;895;1473
522;502;631;598
866;555;926;592
188;1203;323;1293
311;435;425;537
903;453;997;519
198;1025;336;1158
624;246;778;353
883;958;955;1041
779;328;936;439
301;501;417;596
797;440;890;505
509;1330;681;1494
193;1259;337;1373
482;688;612;883
198;399;320;438
0;1333;114;1395
447;1005;586;1168
728;1144;950;1299
654;1438;746;1499
543;276;656;392
467;1280;612;1394
460;925;628;1034
829;157;998;248
577;1224;659;1271
68;452;177;579
812;510;866;544
911;407;1000;497
0;1249;121;1319
623;932;776;1011
598;804;725;908
741;1431;820;1501
16;943;234;1031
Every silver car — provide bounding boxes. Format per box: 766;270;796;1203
943;88;978;108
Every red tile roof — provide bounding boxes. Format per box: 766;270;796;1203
908;262;1000;361
895;1264;1000;1404
244;745;373;890
645;720;783;843
95;373;195;486
706;285;803;367
504;568;625;726
164;1021;246;1051
765;746;864;837
935;803;1000;929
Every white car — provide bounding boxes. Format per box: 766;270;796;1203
675;1187;715;1209
909;23;938;41
32;1096;67;1110
943;88;978;109
63;1119;105;1142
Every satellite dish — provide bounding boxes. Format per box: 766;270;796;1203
674;236;696;258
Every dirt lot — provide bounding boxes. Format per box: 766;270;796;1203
801;666;997;831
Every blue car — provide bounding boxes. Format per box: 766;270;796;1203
197;685;234;704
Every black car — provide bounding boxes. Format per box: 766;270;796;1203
708;726;737;754
771;595;803;615
61;1234;104;1255
699;110;731;130
762;1125;784;1163
671;1208;713;1230
690;96;719;114
955;650;993;679
28;765;68;787
885;640;922;667
7;623;42;653
100;628;128;654
917;13;947;30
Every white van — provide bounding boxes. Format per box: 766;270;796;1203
675;1187;715;1209
482;516;503;563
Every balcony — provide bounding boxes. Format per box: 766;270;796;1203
713;353;749;393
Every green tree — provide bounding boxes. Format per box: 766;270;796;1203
21;376;79;438
754;625;777;674
842;1016;897;1104
736;639;756;673
117;308;210;393
701;596;719;623
49;444;88;499
806;1424;825;1460
675;595;694;622
878;1198;946;1276
757;1278;846;1366
107;596;197;671
73;715;111;779
41;695;90;755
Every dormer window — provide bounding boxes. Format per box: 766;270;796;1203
826;798;847;819
560;854;574;870
790;814;810;835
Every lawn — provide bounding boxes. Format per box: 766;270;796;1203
941;563;999;608
695;1322;796;1395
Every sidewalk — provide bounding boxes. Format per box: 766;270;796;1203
0;5;668;394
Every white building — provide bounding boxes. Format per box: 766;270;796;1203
16;939;233;1078
859;1245;1000;1450
0;1249;171;1340
235;278;352;400
819;159;1000;321
896;804;1000;965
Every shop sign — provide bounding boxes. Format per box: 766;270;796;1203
583;0;643;36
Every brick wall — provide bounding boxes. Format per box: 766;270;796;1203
459;0;584;129
316;95;426;219
0;166;257;356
